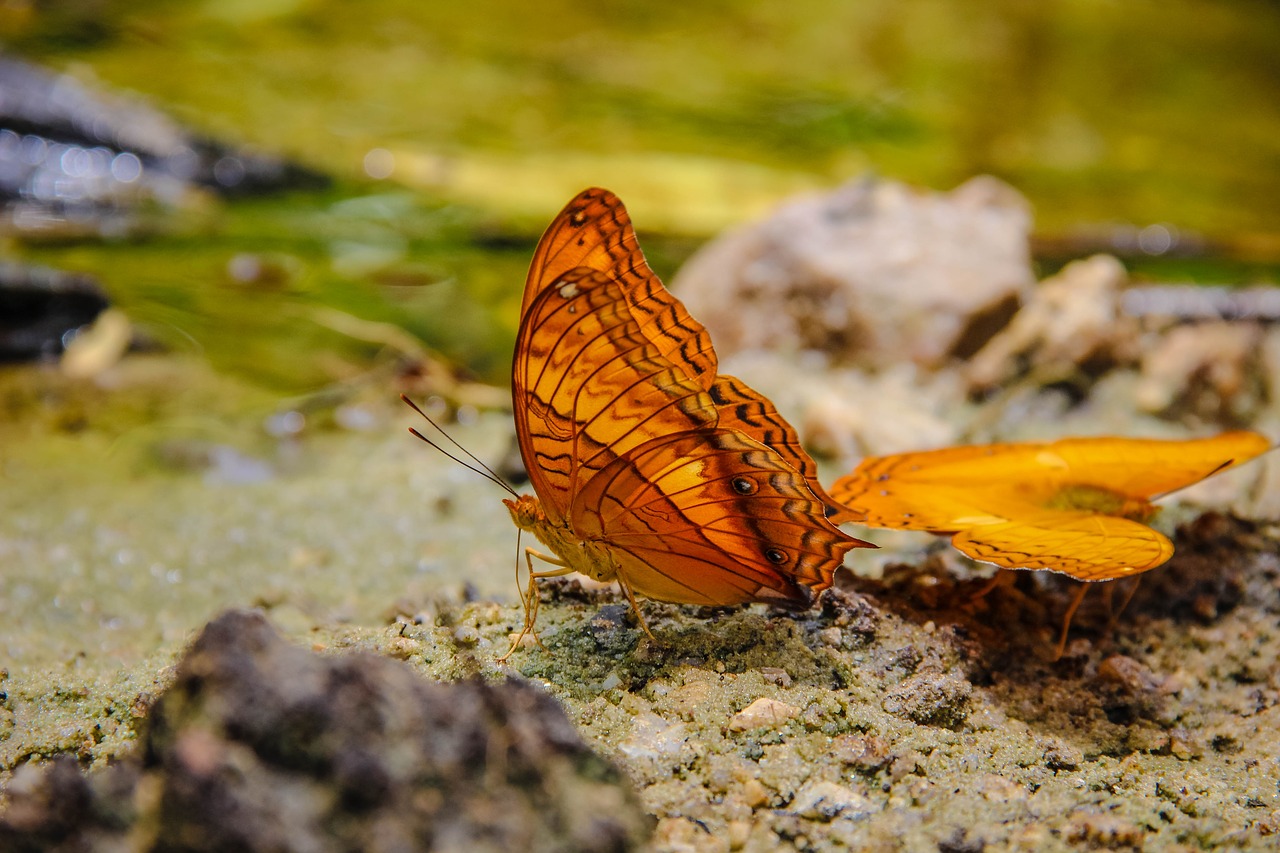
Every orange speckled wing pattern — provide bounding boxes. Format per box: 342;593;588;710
830;432;1271;581
522;187;718;387
512;267;717;526
511;188;871;605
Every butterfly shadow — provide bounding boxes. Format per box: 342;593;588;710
1114;512;1268;634
829;552;1074;660
830;510;1278;738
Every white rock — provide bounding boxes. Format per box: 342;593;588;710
789;780;872;821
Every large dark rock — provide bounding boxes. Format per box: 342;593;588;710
0;261;108;361
0;609;650;852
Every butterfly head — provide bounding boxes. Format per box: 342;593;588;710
504;494;546;532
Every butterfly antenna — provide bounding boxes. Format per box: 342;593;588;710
499;530;532;662
400;394;518;498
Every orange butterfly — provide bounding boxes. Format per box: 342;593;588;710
829;432;1271;581
501;188;872;640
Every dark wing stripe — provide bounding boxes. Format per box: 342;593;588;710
625;286;718;385
709;375;863;525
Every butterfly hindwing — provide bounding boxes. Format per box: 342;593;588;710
710;375;865;526
572;429;860;605
952;511;1173;580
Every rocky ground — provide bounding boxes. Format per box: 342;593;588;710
3;177;1278;850
5;511;1277;851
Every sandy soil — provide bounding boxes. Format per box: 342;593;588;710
2;355;1278;851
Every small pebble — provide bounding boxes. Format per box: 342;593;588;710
977;773;1028;803
506;632;538;649
742;778;770;809
1169;729;1200;760
790;780;870;821
1044;743;1082;771
1097;654;1162;693
831;734;891;771
728;697;800;732
653;817;729;853
759;667;792;688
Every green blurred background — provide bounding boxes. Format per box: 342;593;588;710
4;0;1280;392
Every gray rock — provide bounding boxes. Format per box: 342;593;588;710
0;261;107;360
0;609;650;853
672;176;1034;370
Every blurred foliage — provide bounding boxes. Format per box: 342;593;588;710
3;0;1279;391
7;0;1277;233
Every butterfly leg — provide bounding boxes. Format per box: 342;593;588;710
613;566;658;643
1114;576;1142;621
1102;576;1143;638
964;569;1012;604
500;548;575;662
1052;583;1091;661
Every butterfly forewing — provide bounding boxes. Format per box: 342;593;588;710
522;188;719;387
1045;432;1272;499
845;485;1011;531
838;444;1039;490
832;432;1273;522
513;267;719;523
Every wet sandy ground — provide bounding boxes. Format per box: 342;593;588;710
3;358;1278;850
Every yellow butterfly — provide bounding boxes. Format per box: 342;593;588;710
829;432;1271;580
